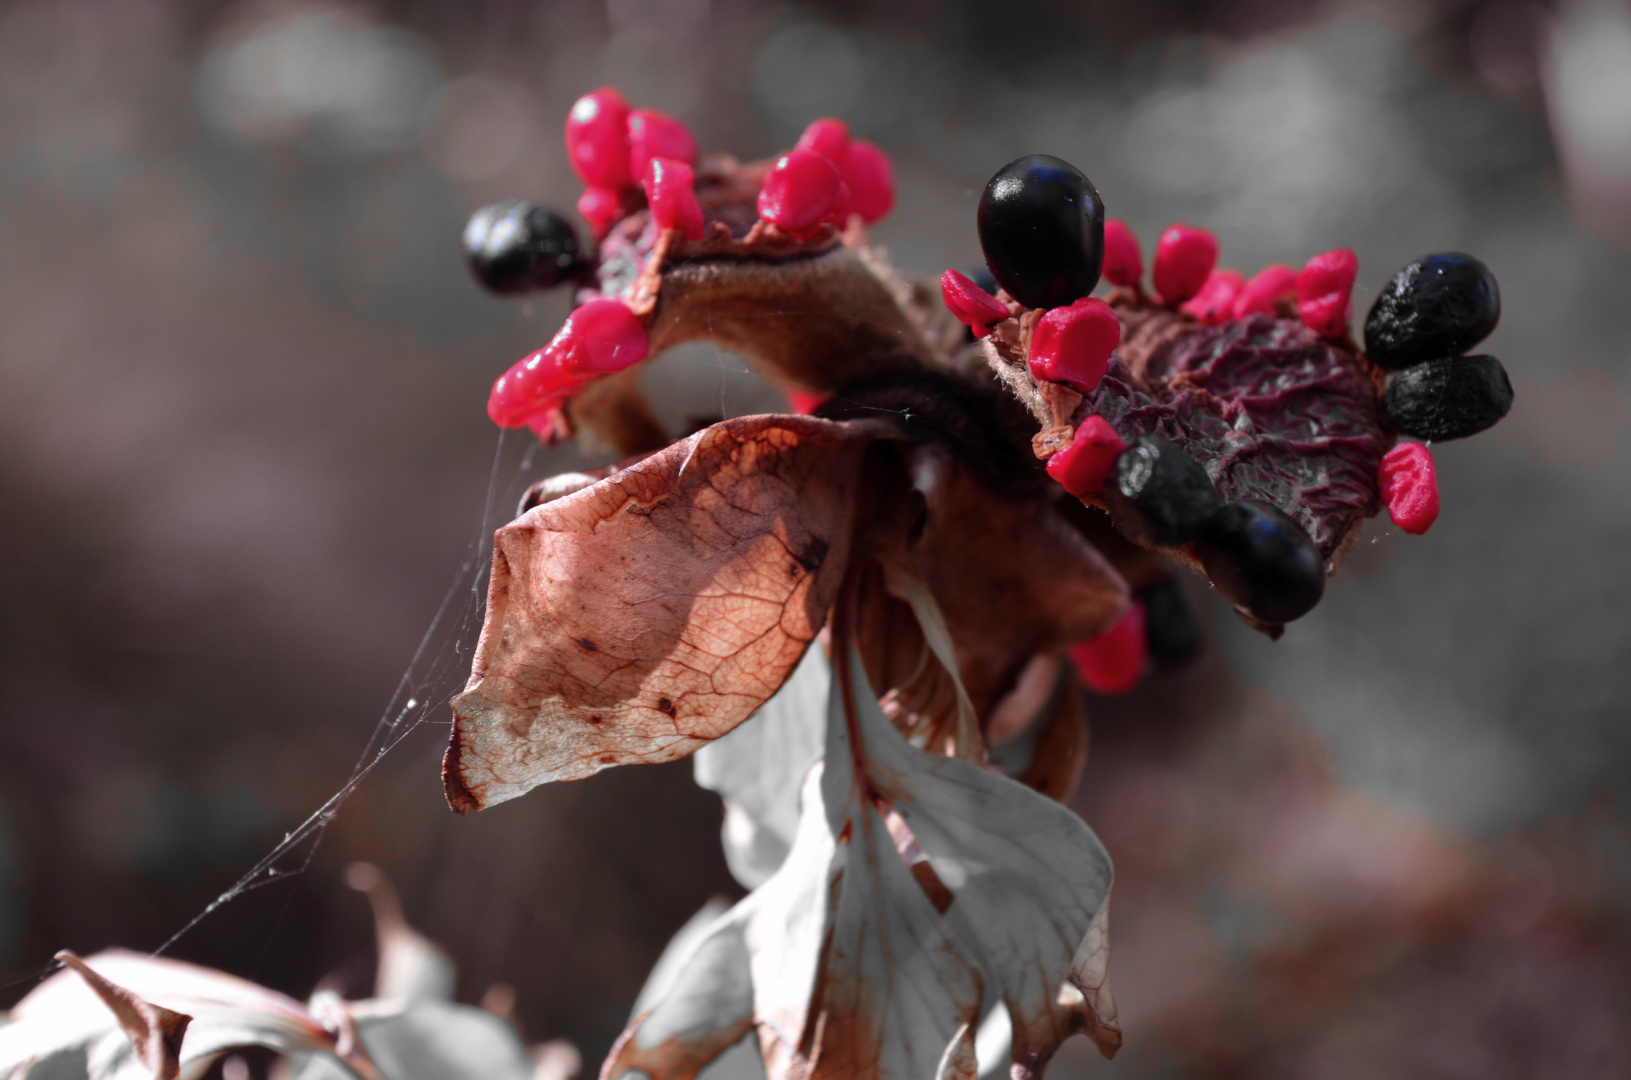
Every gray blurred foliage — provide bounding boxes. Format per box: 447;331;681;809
1;0;1628;1076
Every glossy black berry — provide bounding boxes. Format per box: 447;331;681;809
976;155;1104;310
1105;436;1221;548
1364;253;1500;370
1384;354;1514;441
1139;577;1202;668
1196;500;1325;625
462;200;584;294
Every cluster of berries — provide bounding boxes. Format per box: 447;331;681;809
939;154;1512;688
463;90;899;437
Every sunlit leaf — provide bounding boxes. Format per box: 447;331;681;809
694;644;829;887
608;643;1117;1079
444;415;879;811
0;951;379;1080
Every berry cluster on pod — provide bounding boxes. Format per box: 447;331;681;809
940;154;1514;644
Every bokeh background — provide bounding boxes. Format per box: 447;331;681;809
3;0;1630;1075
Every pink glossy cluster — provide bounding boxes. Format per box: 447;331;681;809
488;299;650;434
566;87;702;238
757;118;895;237
1099;221;1359;340
1378;442;1439;534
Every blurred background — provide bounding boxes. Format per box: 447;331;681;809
2;0;1630;1075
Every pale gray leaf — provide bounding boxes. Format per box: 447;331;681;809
694;644;829;887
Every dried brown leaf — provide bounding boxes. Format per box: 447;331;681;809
444;415;878;811
52;951;190;1080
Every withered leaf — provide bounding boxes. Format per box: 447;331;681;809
694;644;829;888
444;415;878;811
873;443;1128;719
607;646;1118;1080
1;950;382;1080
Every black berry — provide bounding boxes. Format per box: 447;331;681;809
1196;500;1325;625
1105;436;1221;548
1139;576;1202;668
976;155;1104;310
462;200;584;294
1384;354;1514;441
1364;253;1500;370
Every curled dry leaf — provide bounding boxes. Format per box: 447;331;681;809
1;950;382;1080
49;951;190;1080
444;415;878;811
603;644;1116;1080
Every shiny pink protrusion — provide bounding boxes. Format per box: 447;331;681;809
1028;297;1121;393
758;150;850;237
1070;599;1147;696
1180;269;1246;325
488;299;649;429
627;108;697;181
790;120;893;225
642;157;704;240
1102;218;1144;288
565;87;633;190
1232;263;1299;318
785;389;831;414
940;269;1009;338
577;186;623;238
795;117;851;162
1046;415;1126;497
1152;223;1219;304
1378;442;1439;534
1298;248;1359;339
837;139;894;223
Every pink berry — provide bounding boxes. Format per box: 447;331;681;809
1152;223;1218;304
486;300;649;428
1232;263;1299;319
1298;248;1358;339
559;298;650;376
1180;269;1245;325
837;138;894;224
577;186;623;238
626;108;697;181
1069;599;1147;695
757;150;850;236
939;269;1010;338
642;157;704;240
1046;415;1126;497
565;87;632;190
1378;442;1439;535
1102;218;1144;288
795;117;851;162
785;389;830;414
1028;297;1121;393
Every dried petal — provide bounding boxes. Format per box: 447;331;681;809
444;416;876;810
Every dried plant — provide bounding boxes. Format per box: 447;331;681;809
443;87;1512;1080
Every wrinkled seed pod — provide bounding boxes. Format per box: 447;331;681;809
1364;253;1500;370
1384;354;1514;441
1196;500;1325;625
463;200;584;294
1104;436;1221;548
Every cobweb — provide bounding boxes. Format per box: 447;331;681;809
6;314;1019;997
141;429;524;961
